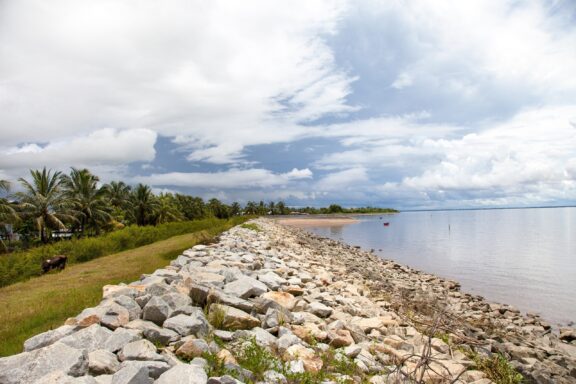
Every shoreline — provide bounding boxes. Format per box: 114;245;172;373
276;216;360;227
1;218;574;383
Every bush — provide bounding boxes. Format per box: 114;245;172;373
0;217;247;287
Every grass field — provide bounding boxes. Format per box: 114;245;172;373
0;219;246;357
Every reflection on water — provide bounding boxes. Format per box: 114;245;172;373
306;208;576;326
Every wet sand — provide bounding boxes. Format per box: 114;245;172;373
276;216;359;227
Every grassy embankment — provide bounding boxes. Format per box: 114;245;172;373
0;217;248;357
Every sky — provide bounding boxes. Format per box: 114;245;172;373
1;0;576;209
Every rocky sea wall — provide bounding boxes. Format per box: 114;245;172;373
0;219;575;383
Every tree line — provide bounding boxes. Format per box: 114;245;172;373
0;167;397;252
0;167;290;251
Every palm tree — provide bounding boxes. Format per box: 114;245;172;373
62;168;112;236
0;180;18;252
15;168;74;243
102;181;132;209
244;201;258;215
230;202;241;216
128;184;160;226
154;193;184;224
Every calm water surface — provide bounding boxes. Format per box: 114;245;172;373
306;208;576;325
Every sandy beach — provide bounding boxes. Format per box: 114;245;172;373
276;216;359;227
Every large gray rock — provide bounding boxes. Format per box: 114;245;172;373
100;302;131;330
111;296;142;321
120;360;171;379
0;342;88;384
89;349;121;375
111;365;151;384
24;325;77;352
142;292;193;325
60;324;113;352
33;370;98;383
209;304;260;331
104;328;142;353
223;276;267;299
308;302;333;318
142;296;172;325
125;319;179;346
163;311;209;337
118;339;164;362
257;271;287;290
206;289;254;313
155;364;208;384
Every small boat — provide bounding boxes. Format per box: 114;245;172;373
383;222;390;226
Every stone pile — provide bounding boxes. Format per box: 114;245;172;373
0;218;574;384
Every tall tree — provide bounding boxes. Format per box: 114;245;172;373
229;202;241;216
0;180;18;252
15;168;74;243
62;168;111;236
244;201;257;215
128;184;160;226
154;193;184;224
102;181;132;209
276;201;288;215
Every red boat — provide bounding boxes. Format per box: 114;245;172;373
383;222;390;226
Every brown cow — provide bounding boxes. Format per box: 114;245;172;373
42;255;68;274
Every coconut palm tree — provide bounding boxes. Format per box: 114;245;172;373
102;181;132;209
62;168;112;236
0;180;18;252
16;168;74;243
154;193;184;224
128;184;160;226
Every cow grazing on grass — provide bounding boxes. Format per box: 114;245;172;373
42;255;68;274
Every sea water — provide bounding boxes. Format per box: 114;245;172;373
306;207;576;326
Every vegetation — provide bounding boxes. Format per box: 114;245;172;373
467;351;524;384
0;216;245;357
240;223;261;232
290;204;398;215
0;166;396;255
200;337;365;384
0;218;245;288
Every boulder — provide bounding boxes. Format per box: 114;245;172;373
209;303;260;331
88;349;121;375
283;344;323;373
110;365;151;384
125;319;178;346
176;339;211;360
119;361;171;379
307;301;333;318
207;289;254;313
104;328;142;353
0;342;88;384
33;370;98;384
60;324;113;352
163;310;209;336
155;364;208;384
23;325;77;352
260;291;296;311
142;296;172;325
223;276;267;299
257;272;287;290
118;339;164;362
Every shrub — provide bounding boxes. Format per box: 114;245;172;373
0;217;247;287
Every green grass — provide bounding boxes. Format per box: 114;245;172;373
0;218;246;288
240;223;261;232
0;217;247;357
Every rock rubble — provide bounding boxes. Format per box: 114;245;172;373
1;218;575;384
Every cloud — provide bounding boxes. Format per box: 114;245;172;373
132;168;313;189
372;105;576;207
391;73;413;89
0;128;157;170
316;167;369;191
0;0;354;168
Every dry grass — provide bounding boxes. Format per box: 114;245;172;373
0;222;244;357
